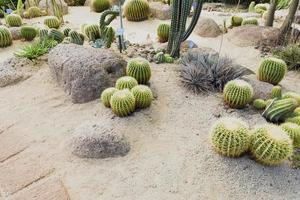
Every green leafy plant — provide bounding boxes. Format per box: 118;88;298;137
5;13;22;27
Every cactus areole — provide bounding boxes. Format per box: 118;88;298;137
167;0;203;58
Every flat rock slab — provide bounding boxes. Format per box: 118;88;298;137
8;178;69;200
149;2;172;20
0;150;54;196
48;44;126;103
227;26;280;47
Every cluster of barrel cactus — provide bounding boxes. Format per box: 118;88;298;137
0;26;13;48
20;26;37;41
6;14;22;27
154;52;174;64
101;58;153;117
258;57;287;85
44;16;61;29
91;0;110;13
124;0;150;22
157;24;170;43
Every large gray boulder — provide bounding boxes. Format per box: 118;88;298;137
69;121;130;159
195;17;222;38
227;26;280;47
39;0;68;15
48;44;126;103
149;2;172;20
242;75;274;100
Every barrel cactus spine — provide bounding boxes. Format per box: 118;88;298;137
48;28;65;43
281;122;300;148
115;76;138;90
126;58;151;84
210;117;250;157
91;0;110;13
6;14;22;27
223;79;254;109
253;99;266;110
131;85;153;109
157;24;170;43
20;26;37;41
110;89;136;117
27;6;42;18
258;57;287;85
0;26;13;47
69;30;84;45
241;18;258;26
124;0;150;22
250;124;293;166
101;87;119;107
271;86;282;99
84;24;100;41
44;16;61;29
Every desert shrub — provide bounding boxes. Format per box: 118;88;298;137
276;0;291;9
180;51;254;94
273;44;300;71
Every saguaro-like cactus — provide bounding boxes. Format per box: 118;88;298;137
167;0;203;58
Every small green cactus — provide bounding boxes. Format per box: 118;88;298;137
44;16;60;29
250;124;293;166
27;6;42;18
294;107;300;116
62;37;72;44
116;76;138;90
286;116;300;126
258;57;287;85
63;28;71;37
124;0;150;22
157;24;170;43
271;86;282;99
0;26;12;48
23;11;30;19
154;52;165;64
282;92;300;105
254;3;268;14
84;24;100;41
126;58;151;84
110;89;136;117
253;99;266;110
281;122;300;148
131;85;153;108
263;98;298;123
248;1;255;12
91;0;110;13
241;18;258;26
48;28;65;43
6;14;22;27
164;54;174;63
20;26;37;41
210;117;250;157
223;80;254;109
230;16;243;27
39;28;49;40
101;87;118;107
69;30;84;45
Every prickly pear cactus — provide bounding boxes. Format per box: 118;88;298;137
27;6;42;18
101;87;118;107
210;117;250;157
116;76;138;90
250;124;293;166
6;14;22;27
258;57;287;85
48;28;65;43
124;0;150;22
253;99;266;110
84;24;100;41
131;85;153;108
0;26;13;47
230;16;243;27
110;89;136;117
91;0;110;13
282;92;300;105
69;30;84;45
44;16;61;29
126;58;151;84
157;24;170;43
271;86;282;99
263;98;298;123
223;80;254;109
281;122;300;148
241;18;258;26
20;26;37;41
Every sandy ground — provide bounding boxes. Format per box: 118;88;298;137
0;6;300;200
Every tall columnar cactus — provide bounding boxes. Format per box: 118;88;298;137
241;18;258;26
27;6;42;18
131;85;153;108
230;16;243;27
91;0;110;13
101;87;118;107
110;89;136;117
281;122;300;147
167;0;203;57
271;86;282;99
0;26;13;48
263;98;298;123
210;117;250;157
6;14;22;27
223;80;254;109
44;16;61;29
282;92;300;105
39;28;49;40
69;30;84;45
84;24;100;41
250;124;293;166
124;0;150;22
126;58;151;84
116;76;138;90
253;99;267;110
48;28;65;43
258;57;287;85
20;26;37;41
157;24;170;43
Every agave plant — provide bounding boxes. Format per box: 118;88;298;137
180;51;254;94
